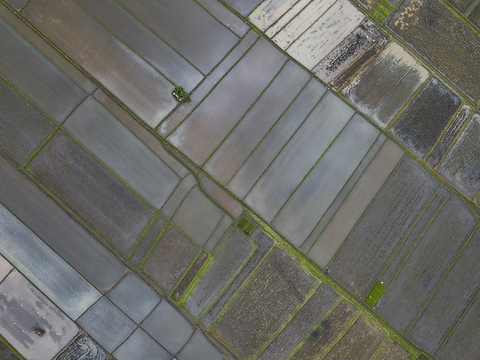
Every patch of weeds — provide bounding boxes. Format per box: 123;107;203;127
172;86;189;101
365;281;387;308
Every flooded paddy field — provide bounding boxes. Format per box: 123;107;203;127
390;78;461;158
27;130;156;256
0;77;56;164
408;226;480;353
438;113;480;198
343;42;429;128
256;284;339;360
426;104;472;167
186;229;254;317
329;157;438;298
307;140;404;266
388;0;480;101
376;195;477;332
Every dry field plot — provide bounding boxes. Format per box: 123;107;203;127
322;317;385;360
274;0;365;69
142;224;200;293
379;183;450;286
390;78;461;158
212;247;317;358
468;2;480;28
343;42;429;128
201;229;273;327
388;0;480;101
289;301;358;360
186;229;254;317
257;285;339;360
377;195;477;333
408;226;480;353
436;291;480;359
370;339;412;360
313;19;388;85
438;114;480;198
329;157;438;298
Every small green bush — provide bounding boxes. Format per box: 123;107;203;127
173;86;189;100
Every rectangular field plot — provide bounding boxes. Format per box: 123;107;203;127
186;229;254;317
376;195;477;333
201;229;273;327
211;247;317;358
265;0;312;38
388;0;480;101
308;139;403;267
0;203;101;319
390;78;460;158
24;0;176;127
272;114;379;247
227;79;326;199
203;61;310;184
290;301;358;360
426;104;472;167
284;0;365;69
171;186;225;246
75;0;203;92
116;0;239;74
468;2;480;29
438;114;480;198
436;293;480;359
223;0;263;15
343;42;429;129
0;154;125;292
370;339;411;360
313;19;388;85
248;0;298;31
168;38;286;165
323;317;385;360
64;97;180;209
245;91;354;222
446;0;476;13
408;226;480;353
27;130;155;256
379;183;451;286
257;285;339;360
142;224;200;293
130;215;168;267
0;18;85;123
0;76;56;164
328;157;438;299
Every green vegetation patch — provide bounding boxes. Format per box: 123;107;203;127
375;2;391;17
366;281;387;307
244;223;255;235
378;0;395;10
238;217;249;229
172;86;189;101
